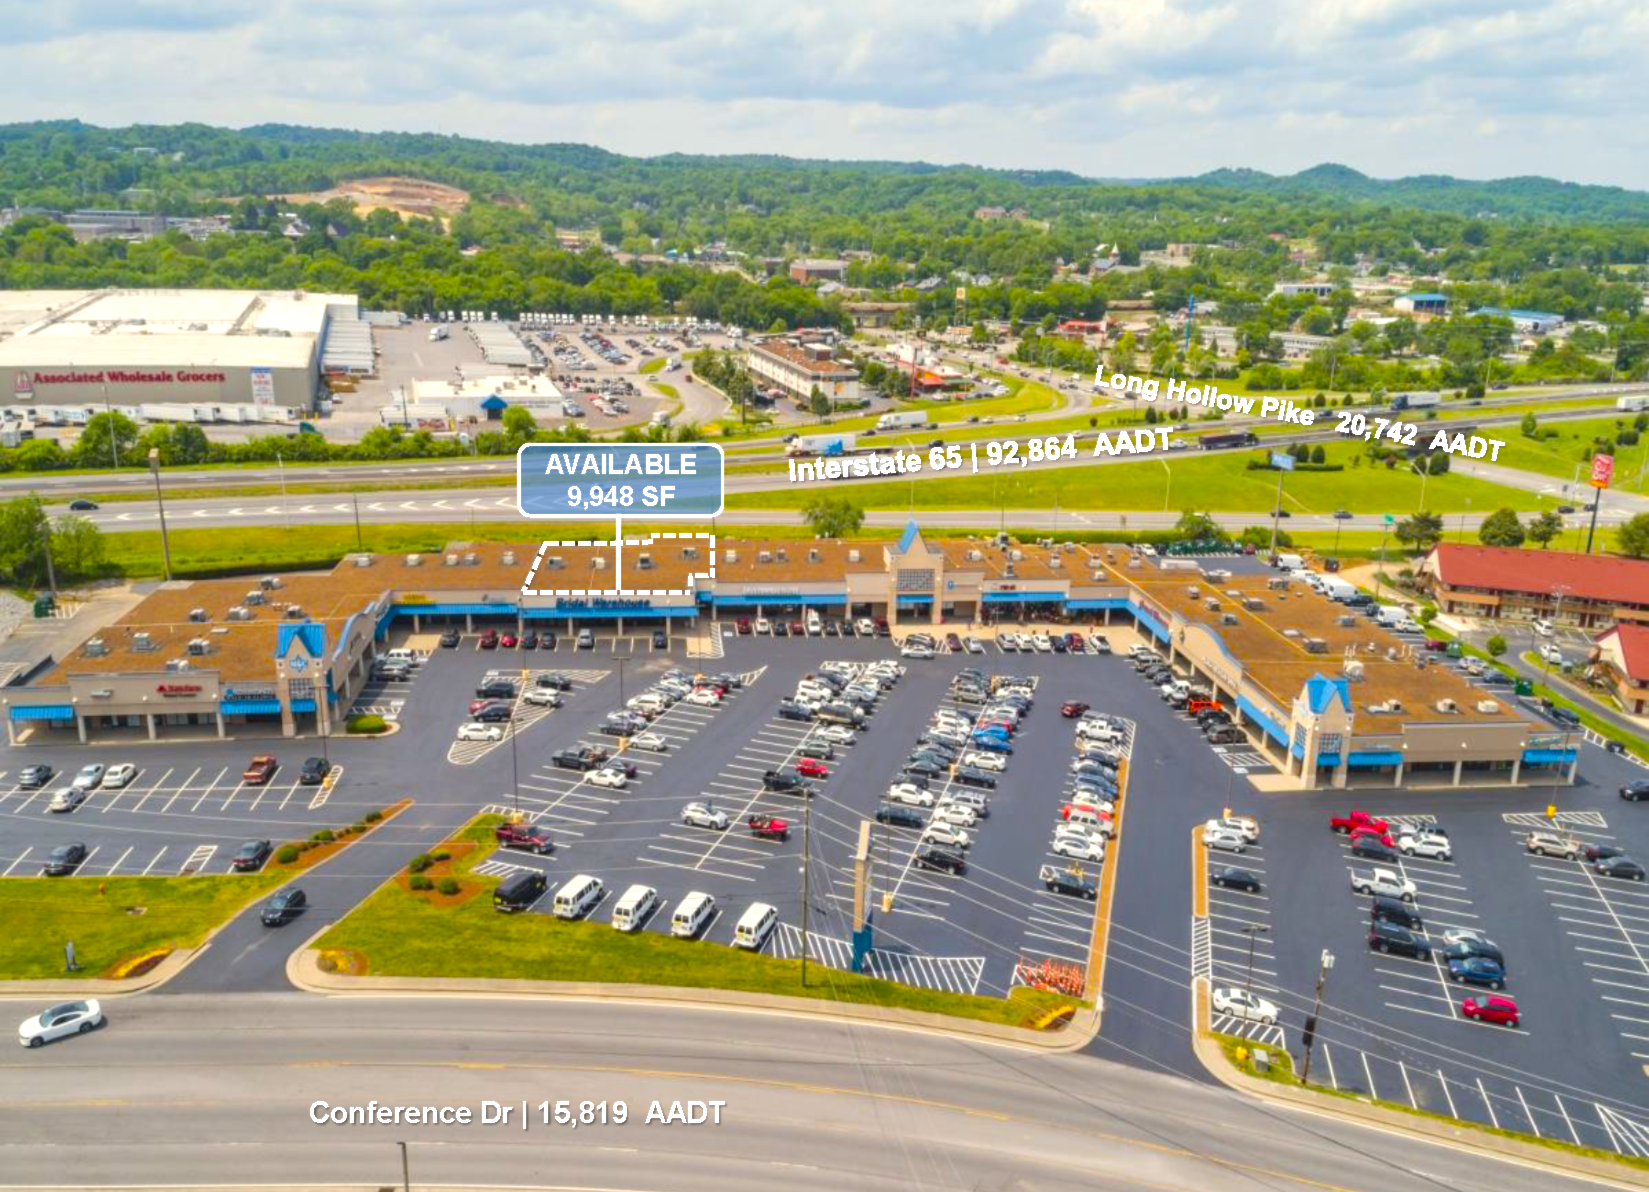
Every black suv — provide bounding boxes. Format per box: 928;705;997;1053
914;845;966;875
535;672;573;691
552;747;608;771
876;803;927;829
954;766;997;790
298;756;329;784
439;629;461;648
1368;920;1431;960
1622;781;1649;802
475;678;517;700
261;888;308;926
762;769;806;792
1350;837;1400;864
1444;938;1506;970
777;699;815;722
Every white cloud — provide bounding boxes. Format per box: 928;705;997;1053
0;0;1644;185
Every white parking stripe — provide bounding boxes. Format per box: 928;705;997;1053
140;847;168;876
4;847;32;876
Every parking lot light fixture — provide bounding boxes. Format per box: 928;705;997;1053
147;448;172;582
1241;924;1270;996
1299;949;1334;1086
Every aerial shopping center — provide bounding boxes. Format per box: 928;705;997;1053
0;523;1575;793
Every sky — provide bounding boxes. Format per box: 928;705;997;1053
1;0;1646;188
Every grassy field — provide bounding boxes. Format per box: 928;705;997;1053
318;816;1078;1028
648;381;680;402
1489;416;1649;494
638;356;668;375
730;440;1556;514
0;874;287;979
713;376;1065;444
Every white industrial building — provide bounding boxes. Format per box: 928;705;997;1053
0;288;360;419
382;374;565;426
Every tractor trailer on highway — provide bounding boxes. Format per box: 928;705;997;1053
875;410;928;432
787;432;858;458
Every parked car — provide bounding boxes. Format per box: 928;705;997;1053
496;823;555;854
1061;701;1091;718
886;782;935;808
440;629;461;648
876;802;927;829
1210;866;1262;893
1368;920;1431;960
70;763;105;791
230;839;272;872
47;787;87;813
42;842;87;876
1212;986;1279;1025
298;757;330;784
682;802;731;831
1595;855;1647;881
914;845;966;874
1447;956;1507;989
747;814;790;841
1622;781;1649;802
479;629;499;649
17;764;53;789
100;763;137;789
1201;825;1248;853
1462;995;1520;1027
261;888;308;926
1040;864;1098;899
241;755;278;784
457;722;504;742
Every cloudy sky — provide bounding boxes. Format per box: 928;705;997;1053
2;0;1646;187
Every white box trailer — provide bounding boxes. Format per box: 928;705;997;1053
876;410;927;432
139;403;198;423
1617;395;1649;412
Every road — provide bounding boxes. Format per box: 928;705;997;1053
0;993;1619;1191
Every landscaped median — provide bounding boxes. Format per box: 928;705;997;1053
307;815;1087;1040
1191;982;1649;1184
0;801;406;987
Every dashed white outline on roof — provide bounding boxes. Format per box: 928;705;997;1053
520;532;715;597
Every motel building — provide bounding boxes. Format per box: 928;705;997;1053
0;525;1577;792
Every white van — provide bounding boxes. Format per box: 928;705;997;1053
382;647;416;665
805;610;822;636
672;891;716;939
732;902;778;950
1532;619;1554;638
611;884;658;932
552;874;604;920
1066;806;1114;836
1273;553;1305;572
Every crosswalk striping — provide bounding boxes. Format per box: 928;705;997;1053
772;923;985;995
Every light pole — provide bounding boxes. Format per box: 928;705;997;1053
1458;498;1471;544
1241;924;1270;997
508;711;520;817
102;380;119;469
275;450;289;531
396;1140;410;1192
352;493;364;552
147;448;172;581
1299;949;1335;1086
799;793;813;987
1161;457;1172;513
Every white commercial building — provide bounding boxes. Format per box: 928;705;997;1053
0;288;357;417
385;374;565;426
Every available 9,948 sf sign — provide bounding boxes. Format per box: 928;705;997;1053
516;443;725;519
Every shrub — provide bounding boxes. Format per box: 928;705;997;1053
365;810;383;823
430;849;451;862
407;853;433;874
297;840;316;853
311;829;335;844
437;877;460;896
275;844;300;864
317;953;338;973
1487;635;1508;657
352;821;368;833
409;875;434;892
347;714;388;735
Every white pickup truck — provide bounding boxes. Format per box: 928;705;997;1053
1349;866;1416;902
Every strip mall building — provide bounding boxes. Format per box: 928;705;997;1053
2;525;1574;791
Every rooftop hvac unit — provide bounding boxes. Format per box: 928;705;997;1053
186;638;211;656
1092;571;1105;582
846;549;859;563
405;554;423;566
682;546;698;560
637;553;654;570
807;548;820;563
244;590;264;605
261;575;283;590
501;552;515;566
1370;699;1403;714
1305;638;1328;653
547;556;565;570
967;550;983;561
725;549;740;564
1187;586;1201;599
1243;599;1266;612
758;551;772;564
1435;699;1459;714
131;632;157;651
286;605;306;619
1205;598;1220;611
210;626;229;636
353;555;373;568
1048;556;1062;569
1004;563;1017;578
592;556;607;570
1282;627;1301;638
1010;549;1024;561
1475;700;1501;713
83;638;108;657
1221;613;1239;625
1338;615;1357;627
226;606;252;621
775;548;788;562
1345;660;1366;681
163;658;191;673
463;553;478;566
445;554;459;566
188;608;209;622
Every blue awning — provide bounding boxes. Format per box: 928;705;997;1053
9;704;75;722
523;606;696;620
710;594;846;607
290;698;317;713
221;698;281;715
896;594;933;605
1065;598;1130;610
1131;602;1169;642
392;603;517;616
1237;694;1288;747
1317;753;1341;768
1523;748;1577;765
982;592;1065;603
1347;750;1403;767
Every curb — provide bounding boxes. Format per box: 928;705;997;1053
1189;980;1649;1189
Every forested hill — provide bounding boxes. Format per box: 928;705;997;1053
1189;163;1649;223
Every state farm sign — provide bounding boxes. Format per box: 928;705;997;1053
25;369;228;386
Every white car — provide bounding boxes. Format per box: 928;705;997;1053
456;722;504;742
996;633;1016;651
817;724;856;745
18;999;103;1048
47;787;87;813
588;767;629;789
855;618;877;636
921;822;972;850
100;764;137;789
1031;633;1052;652
685;688;721;707
523;689;562;708
681;802;730;830
1399;832;1453;861
1204;816;1260;843
1201;826;1248;853
961;750;1006;772
1014;633;1035;651
70;764;104;791
931;803;978;828
1212;986;1279;1026
901;642;935;659
1053;832;1106;862
755;618;772;635
964;637;985;654
628;732;668;752
886;782;935;808
1538;644;1564;665
1443;928;1499;951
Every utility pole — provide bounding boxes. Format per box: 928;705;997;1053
148;448;172;582
1584;488;1604;555
1298;949;1335;1086
800;794;812;987
397;1140;410;1192
1242;924;1270;997
352;493;364;552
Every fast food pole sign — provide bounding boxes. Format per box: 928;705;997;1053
1590;453;1614;489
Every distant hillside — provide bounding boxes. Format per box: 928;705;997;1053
1188;163;1649;222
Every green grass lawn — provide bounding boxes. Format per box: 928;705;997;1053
714;376;1065;445
0;874;287;979
1488;417;1649;494
319;816;1078;1028
648;381;680;402
730;440;1555;514
638;356;667;374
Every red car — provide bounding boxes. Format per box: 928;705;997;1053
1061;701;1091;718
499;633;519;649
795;758;830;778
242;755;278;784
479;629;499;649
945;633;963;652
748;814;790;841
1348;825;1396;849
736;617;752;635
1331;810;1389;836
1462;995;1519;1027
789;621;805;637
1065;633;1085;652
1061;800;1113;821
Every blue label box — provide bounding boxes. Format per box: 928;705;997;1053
516;443;725;519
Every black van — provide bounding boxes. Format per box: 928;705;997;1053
1370;895;1423;932
493;870;548;913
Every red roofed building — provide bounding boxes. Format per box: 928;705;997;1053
1418;543;1649;629
1591;623;1649;715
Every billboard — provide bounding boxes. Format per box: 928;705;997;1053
1269;451;1296;471
250;367;275;407
1590;452;1614;489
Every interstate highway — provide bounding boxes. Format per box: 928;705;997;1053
0;992;1619;1192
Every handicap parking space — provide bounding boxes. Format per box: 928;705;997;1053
446;666;611;765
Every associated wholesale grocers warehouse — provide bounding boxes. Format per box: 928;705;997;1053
0;525;1574;793
0;287;362;417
